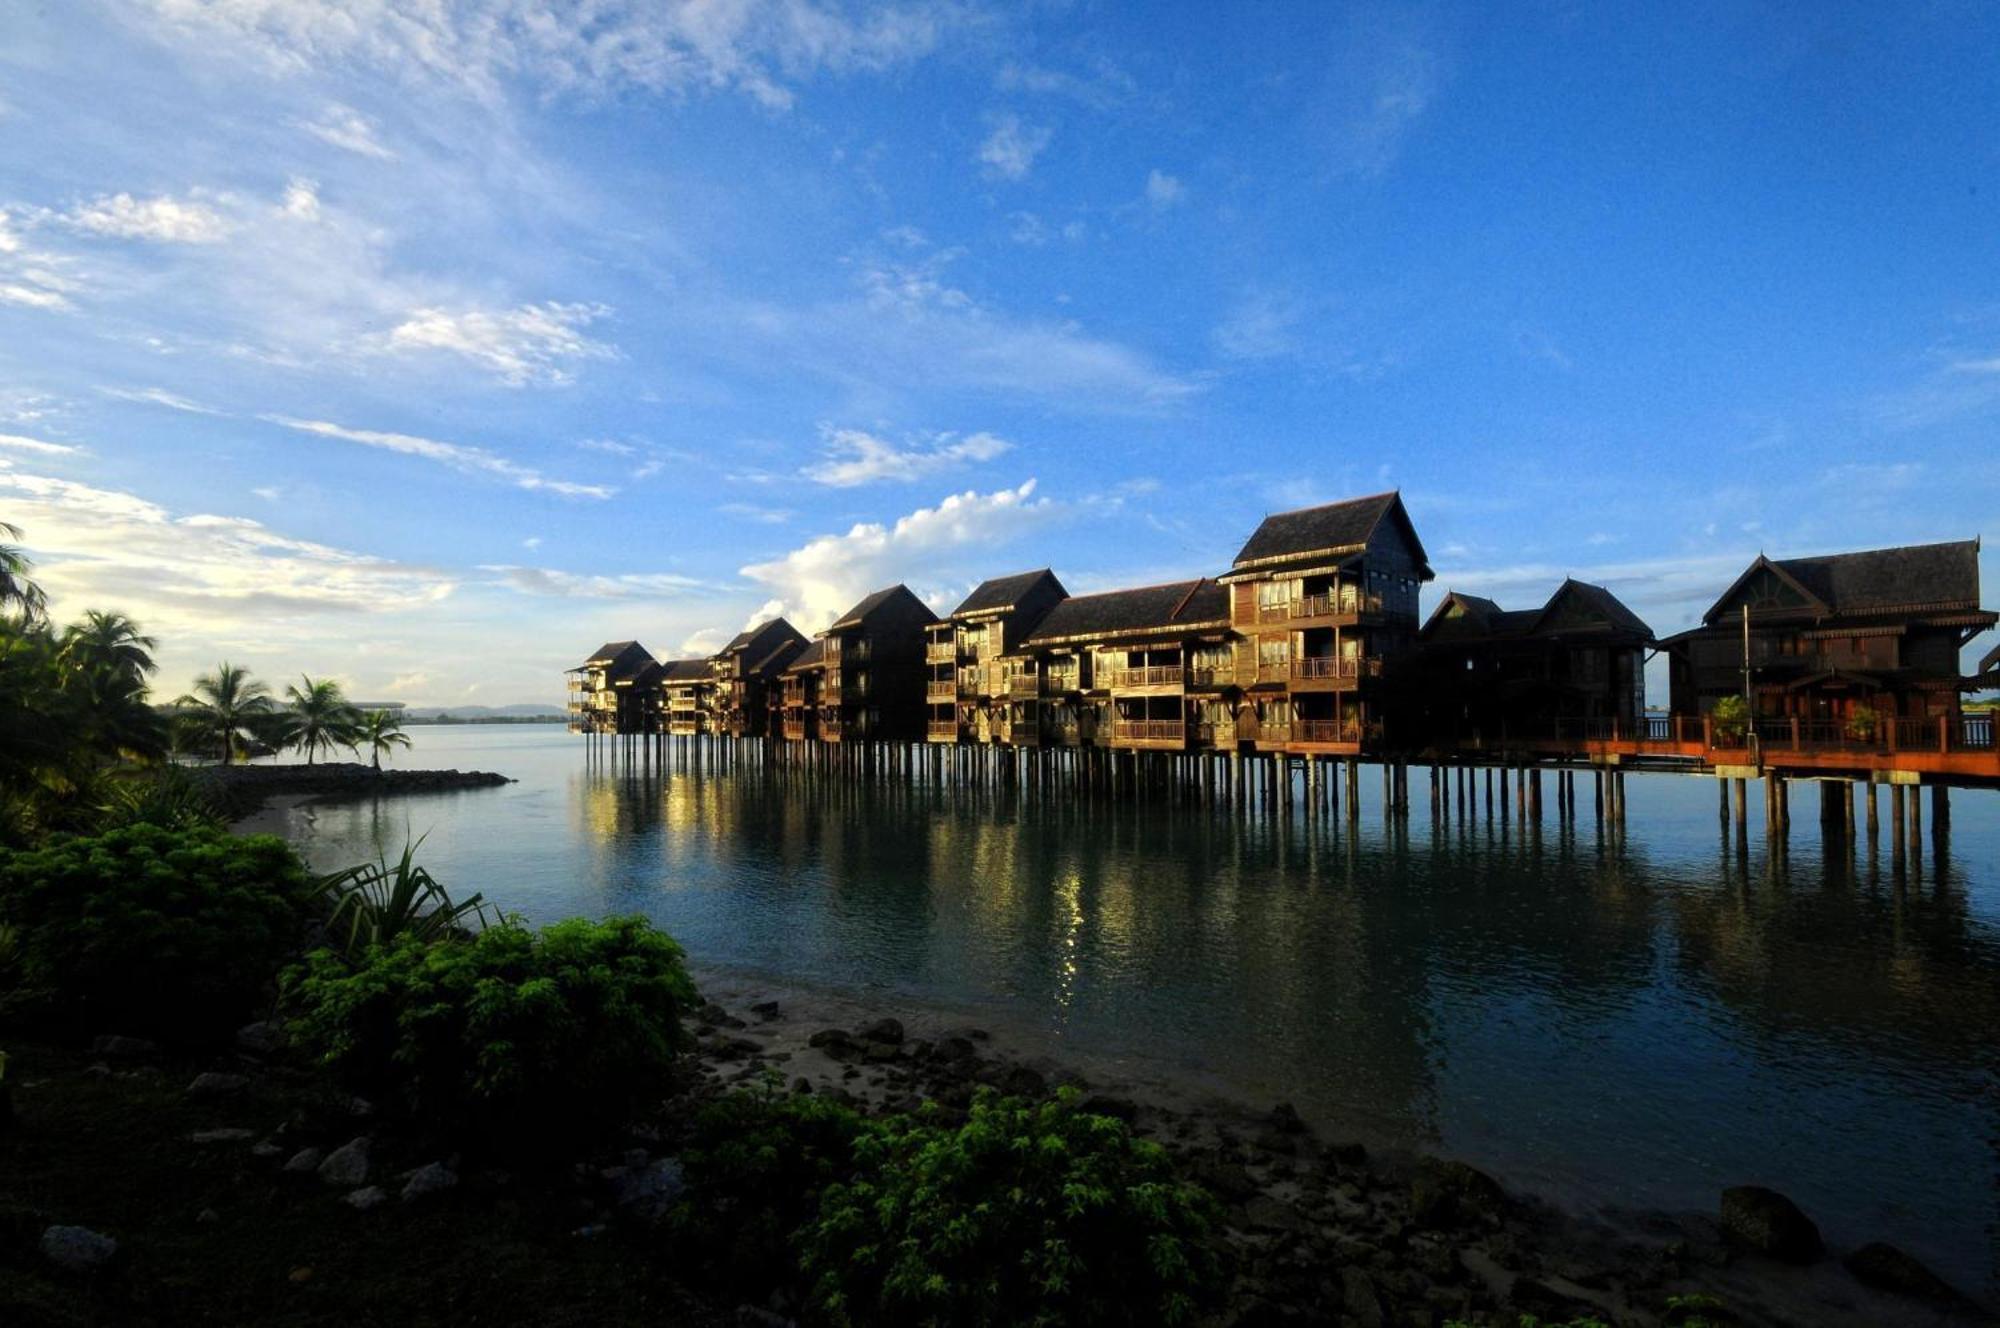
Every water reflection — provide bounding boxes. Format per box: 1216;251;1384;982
284;730;1998;1298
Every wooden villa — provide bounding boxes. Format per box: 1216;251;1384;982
566;640;657;734
1662;541;1996;740
713;618;808;739
926;569;1068;745
659;658;715;737
1218;492;1432;754
816;585;937;743
780;638;825;742
1413;580;1653;745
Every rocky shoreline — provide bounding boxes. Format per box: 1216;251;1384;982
676;977;1991;1328
193;762;512;820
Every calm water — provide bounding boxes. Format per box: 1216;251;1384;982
266;726;1998;1295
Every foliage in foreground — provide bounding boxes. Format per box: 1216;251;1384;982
286;915;697;1152
0;823;310;1039
799;1087;1223;1328
313;837;498;959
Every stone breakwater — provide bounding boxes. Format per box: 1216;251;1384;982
196;762;512;817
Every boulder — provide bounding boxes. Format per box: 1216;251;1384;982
89;1035;160;1060
856;1017;904;1046
318;1137;372;1188
1842;1241;1959;1304
932;1036;976;1063
1719;1185;1822;1263
1266;1102;1308;1135
1241;1194;1305;1234
749;1000;781;1021
1189;1157;1259;1201
234;1021;286;1057
791;1077;813;1095
40;1225;118;1274
401;1162;458;1205
1410;1160;1508;1229
1339;1267;1387;1328
188;1128;254;1144
1078;1094;1140;1124
282;1147;325;1174
343;1186;388;1211
611;1158;687;1223
186;1072;251;1097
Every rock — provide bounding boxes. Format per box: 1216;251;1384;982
41;1225;118;1273
791;1077;813;1095
90;1035;160;1060
251;1140;284;1158
1410;1160;1508;1229
1719;1185;1822;1263
1509;1277;1595;1321
401;1162;458;1205
196;1208;220;1224
932;1035;976;1062
343;1186;388;1211
82;1062;113;1080
347;1096;375;1118
1241;1194;1306;1234
188;1128;255;1144
282;1147;325;1173
1842;1241;1959;1304
288;1266;313;1284
1267;1102;1308;1135
733;1306;791;1327
1190;1157;1259;1201
1327;1141;1368;1168
235;1021;286;1057
996;1064;1045;1098
186;1072;251;1097
1078;1094;1140;1123
1339;1267;1387;1328
609;1157;686;1222
318;1137;372;1188
860;1040;901;1063
749;1000;781;1021
1252;1129;1298;1157
856;1017;904;1045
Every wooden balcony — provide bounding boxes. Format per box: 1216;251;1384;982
1292;719;1360;746
1112;720;1186;747
926;721;961;742
1110;665;1184;691
1193;721;1237;746
667;719;703;736
781;718;809;741
1251;590;1385;625
1007;674;1041;698
926;680;958;702
1187;665;1236;689
1289;656;1380;688
925;642;959;663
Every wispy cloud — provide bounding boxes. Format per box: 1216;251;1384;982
370;302;617;387
1310;11;1443;178
719;502;794;524
1144;169;1185;209
98;385;225;414
0;432;84;456
265;415;615;498
978;113;1053;180
741;480;1057;629
477;565;713;598
61;191;232;244
1212;290;1302;361
804;426;1010;486
298;104;397;159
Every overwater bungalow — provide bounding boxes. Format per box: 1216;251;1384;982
780;638;825;741
1662;541;1996;740
713;617;808;739
566;640;657;734
1218;492;1432;753
1414;580;1654;745
659;658;715;737
816;584;937;743
925;569;1068;745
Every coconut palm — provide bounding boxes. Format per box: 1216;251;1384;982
281;674;361;765
0;521;46;625
175;662;275;764
352;708;412;772
60;610;158;682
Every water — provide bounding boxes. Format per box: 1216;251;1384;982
262;725;1998;1296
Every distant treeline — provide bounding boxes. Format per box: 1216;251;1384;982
402;714;567;726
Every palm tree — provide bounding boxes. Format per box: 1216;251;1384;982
60;610;158;681
281;674;360;765
0;521;47;625
175;662;274;764
352;708;412;773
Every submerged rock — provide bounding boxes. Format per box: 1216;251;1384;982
1410;1160;1508;1229
1843;1241;1960;1304
856;1017;904;1046
1719;1185;1822;1263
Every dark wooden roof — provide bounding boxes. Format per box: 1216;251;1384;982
1421;580;1653;644
949;568;1065;618
659;658;712;682
785;638;826;671
577;640;653;678
625;660;664;689
1024;579;1228;645
1230;490;1432;577
1540;579;1654;638
830;583;938;631
1702;540;1985;625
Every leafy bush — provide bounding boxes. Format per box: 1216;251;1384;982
314;837;498;959
0;823;309;1040
670;1085;877;1292
801;1088;1223;1328
1710;694;1749;744
286;915;696;1152
1843;704;1878;742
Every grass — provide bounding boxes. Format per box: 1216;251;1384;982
0;1042;723;1327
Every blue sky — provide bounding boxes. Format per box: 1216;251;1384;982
2;1;1996;705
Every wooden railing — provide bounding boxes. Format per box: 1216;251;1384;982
1294;719;1358;744
1500;714;1996;756
1193;721;1236;745
781;719;807;740
1291;656;1379;681
1113;720;1185;743
926;681;957;701
925;642;958;663
1111;665;1183;689
1254;590;1385;623
1187;665;1236;687
926;721;960;740
1008;674;1040;698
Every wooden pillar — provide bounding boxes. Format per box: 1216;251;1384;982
1931;784;1949;836
1865;781;1878;838
1907;782;1922;849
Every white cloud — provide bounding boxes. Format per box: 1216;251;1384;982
1212;290;1302;360
804;426;1011;486
131;0;956;111
978;114;1052;180
99;385;225;414
994;59;1136;109
0;282;70;311
0;432;84;456
679;627;729;655
266;415;614;498
0;208;78;311
299;104;397;159
279;178;321;221
62;191;232;244
740;480;1056;630
1312;15;1442;178
522;535;543;549
720;502;794;524
371;302;616;386
478;564;712;598
1145;169;1184;209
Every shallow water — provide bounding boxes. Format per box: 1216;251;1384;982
261;725;1999;1296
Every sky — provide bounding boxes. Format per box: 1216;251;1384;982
2;1;1997;706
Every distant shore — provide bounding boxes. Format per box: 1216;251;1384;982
197;761;513;822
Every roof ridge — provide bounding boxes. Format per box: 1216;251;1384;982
1256;488;1398;521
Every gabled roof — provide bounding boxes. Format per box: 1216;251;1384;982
1024;578;1228;646
575;640;654;677
722;616;802;656
829;583;938;631
784;638;826;671
1420;579;1653;645
949;568;1065;618
1230;491;1432;579
659;658;712;683
1535;579;1654;639
1702;540;1985;625
625;660;664;689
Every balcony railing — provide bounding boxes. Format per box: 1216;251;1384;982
781;720;808;740
1113;720;1185;743
925;642;958;663
1254;590;1385;622
926;721;960;740
1008;674;1040;698
1193;721;1236;745
1293;719;1358;744
1187;665;1236;688
926;681;958;701
1291;656;1380;682
1110;665;1183;689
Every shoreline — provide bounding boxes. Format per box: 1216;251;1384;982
685;964;1991;1327
199;762;513;823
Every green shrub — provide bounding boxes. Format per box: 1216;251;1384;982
671;1085;877;1293
314;837;498;959
0;823;309;1040
286;915;696;1152
801;1088;1223;1328
1709;694;1749;744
